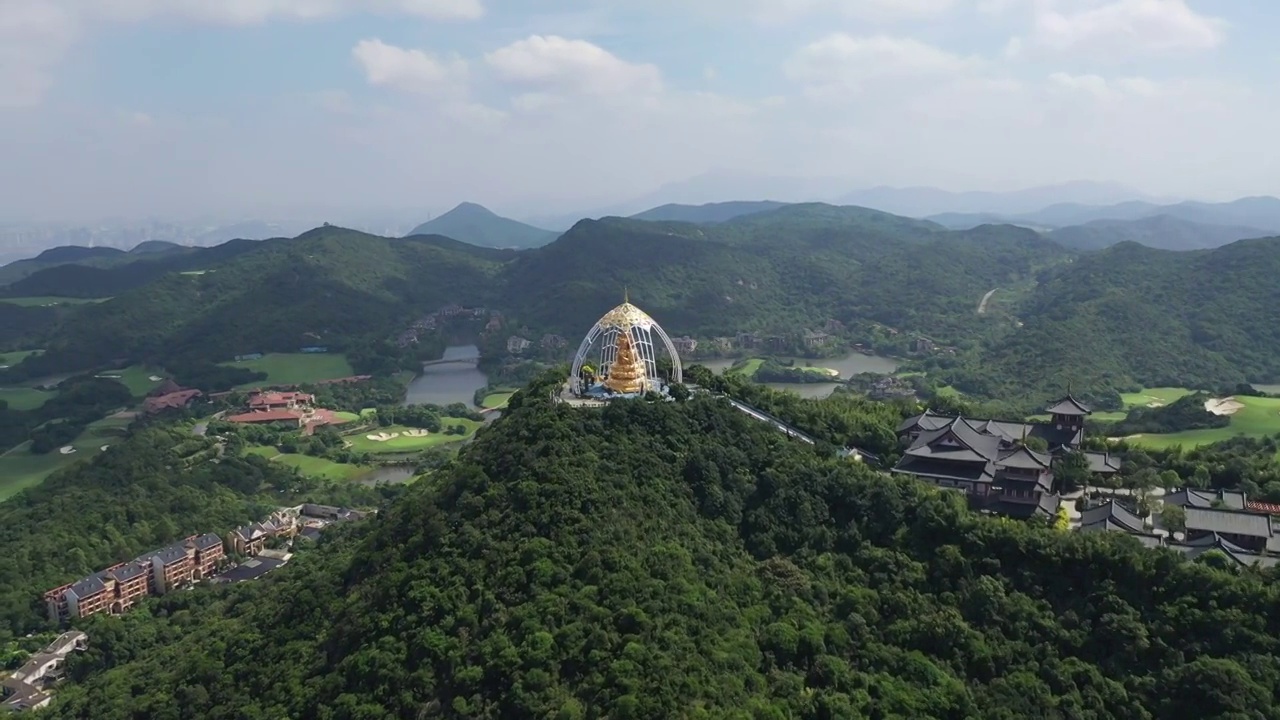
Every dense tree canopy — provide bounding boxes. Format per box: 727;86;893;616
43;375;1280;719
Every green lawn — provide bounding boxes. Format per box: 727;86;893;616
1119;394;1280;450
223;353;355;388
1119;387;1193;408
246;446;368;481
0;387;53;411
95;365;166;397
480;391;515;409
0;296;108;307
727;358;765;377
344;420;481;454
0;415;133;501
0;349;41;368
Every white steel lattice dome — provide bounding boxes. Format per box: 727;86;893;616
569;295;683;395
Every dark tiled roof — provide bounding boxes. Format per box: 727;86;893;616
108;562;148;582
1084;451;1122;474
68;575;106;598
1079;500;1146;535
1046;395;1091;415
1170;534;1280;568
989;494;1060;519
1185;507;1274;539
1164;488;1246;511
191;533;222;551
893;457;993;484
150;543;191;566
997;445;1052;470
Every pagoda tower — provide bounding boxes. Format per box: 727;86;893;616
604;330;647;394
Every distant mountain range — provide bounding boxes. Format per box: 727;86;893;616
629;201;788;224
1047;215;1273;252
406;203;557;249
929;196;1280;233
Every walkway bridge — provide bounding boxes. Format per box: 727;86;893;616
422;357;480;367
714;393;881;465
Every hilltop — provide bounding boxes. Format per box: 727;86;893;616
46;380;1280;718
406;202;557;249
5;227;501;379
629;200;788;223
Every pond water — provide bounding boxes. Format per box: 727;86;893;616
355;465;416;486
696;352;900;400
403;344;489;407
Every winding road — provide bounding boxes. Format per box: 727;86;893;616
977;287;998;314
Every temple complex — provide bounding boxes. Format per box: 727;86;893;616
892;395;1122;519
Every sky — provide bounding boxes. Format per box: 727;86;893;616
0;0;1275;222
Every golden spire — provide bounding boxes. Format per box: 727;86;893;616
623;286;629;304
604;330;647;394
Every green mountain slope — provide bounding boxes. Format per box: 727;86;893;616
500;213;1066;341
48;381;1280;718
935;237;1280;400
1048;215;1271;251
9;228;501;378
407;202;557;249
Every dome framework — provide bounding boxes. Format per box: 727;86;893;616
569;296;683;395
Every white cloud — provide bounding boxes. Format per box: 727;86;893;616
352;39;468;95
1011;0;1226;58
94;0;484;24
484;35;663;97
723;0;958;24
784;34;983;99
0;1;78;107
0;0;484;107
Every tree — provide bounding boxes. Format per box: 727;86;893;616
1055;450;1092;494
1159;505;1187;534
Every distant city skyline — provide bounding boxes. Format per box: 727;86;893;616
0;1;1274;222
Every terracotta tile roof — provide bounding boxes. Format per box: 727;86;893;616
226;410;303;423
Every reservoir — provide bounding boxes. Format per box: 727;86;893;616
697;352;900;400
403;344;489;407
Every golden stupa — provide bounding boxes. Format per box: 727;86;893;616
604;329;647;394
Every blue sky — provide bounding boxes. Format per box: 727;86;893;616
0;0;1273;222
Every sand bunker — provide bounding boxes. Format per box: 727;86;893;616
148;375;163;382
365;432;400;442
401;429;431;437
58;446;76;455
1205;397;1245;416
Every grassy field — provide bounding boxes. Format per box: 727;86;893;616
0;415;133;501
1120;394;1280;450
223;353;355;388
727;358;765;377
95;365;166;397
344;420;481;454
0;297;108;307
246;445;369;481
480;390;515;409
0;349;41;368
0;387;53;411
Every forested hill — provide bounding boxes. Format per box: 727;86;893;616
50;377;1280;718
935;236;1280;399
6;228;503;379
5;207;1070;381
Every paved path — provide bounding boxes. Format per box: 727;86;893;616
977;287;998;314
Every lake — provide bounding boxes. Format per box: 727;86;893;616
697;352;900;400
403;344;489;407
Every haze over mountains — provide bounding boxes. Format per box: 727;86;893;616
7;179;1280;265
